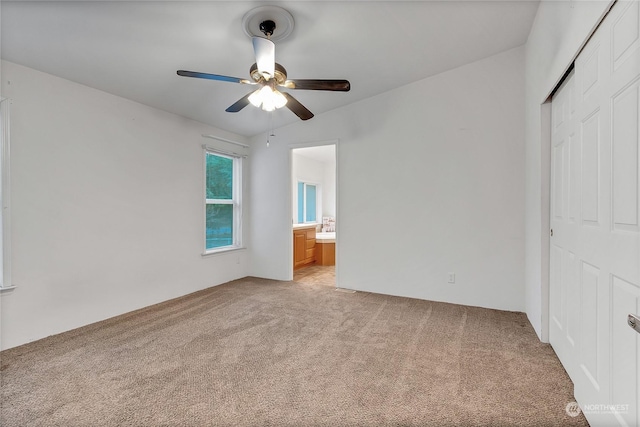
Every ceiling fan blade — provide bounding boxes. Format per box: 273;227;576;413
177;70;254;85
281;79;350;91
252;37;275;79
283;93;314;121
225;93;252;113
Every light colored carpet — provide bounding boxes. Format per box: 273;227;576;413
0;276;588;426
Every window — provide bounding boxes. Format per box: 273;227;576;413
297;182;318;223
205;150;242;253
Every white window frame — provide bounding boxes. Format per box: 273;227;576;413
203;148;243;255
0;98;13;291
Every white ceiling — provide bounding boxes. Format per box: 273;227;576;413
1;1;540;138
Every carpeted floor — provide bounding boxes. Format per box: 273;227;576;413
0;276;588;426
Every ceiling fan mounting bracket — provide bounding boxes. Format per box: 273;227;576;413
242;6;294;42
259;20;276;37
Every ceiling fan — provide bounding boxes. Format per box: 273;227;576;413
177;17;350;121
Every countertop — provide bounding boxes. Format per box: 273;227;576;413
293;223;318;230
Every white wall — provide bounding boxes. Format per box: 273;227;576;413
0;61;250;350
524;0;612;340
291;151;336;223
250;47;526;312
322;154;336;221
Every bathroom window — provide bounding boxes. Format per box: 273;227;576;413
205;150;242;253
297;182;318;223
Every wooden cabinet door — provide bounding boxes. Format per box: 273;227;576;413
293;232;306;267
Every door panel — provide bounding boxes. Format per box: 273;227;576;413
550;71;575;380
612;81;639;232
553;142;566;220
611;276;640;427
612;1;639;71
569;134;581;222
566;252;579;347
550;243;564;331
581;112;600;225
579;261;601;390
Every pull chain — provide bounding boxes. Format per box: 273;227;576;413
267;111;275;148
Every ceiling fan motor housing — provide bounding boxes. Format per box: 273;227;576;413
250;62;287;85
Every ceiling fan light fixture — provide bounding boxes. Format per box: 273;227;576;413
247;87;266;108
248;85;288;111
272;89;288;109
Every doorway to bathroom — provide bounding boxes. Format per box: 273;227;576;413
291;143;336;288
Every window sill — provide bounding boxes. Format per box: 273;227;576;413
0;285;16;293
201;247;246;257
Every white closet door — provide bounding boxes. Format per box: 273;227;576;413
550;1;640;426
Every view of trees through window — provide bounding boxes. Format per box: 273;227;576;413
206;153;234;250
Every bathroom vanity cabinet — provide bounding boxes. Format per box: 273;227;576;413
315;241;335;266
293;225;316;269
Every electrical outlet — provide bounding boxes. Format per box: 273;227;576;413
448;273;455;284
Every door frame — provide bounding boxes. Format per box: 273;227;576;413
287;139;339;282
541;100;552;343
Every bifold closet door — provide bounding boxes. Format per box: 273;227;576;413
549;1;640;426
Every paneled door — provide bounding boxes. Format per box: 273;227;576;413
550;1;640;426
